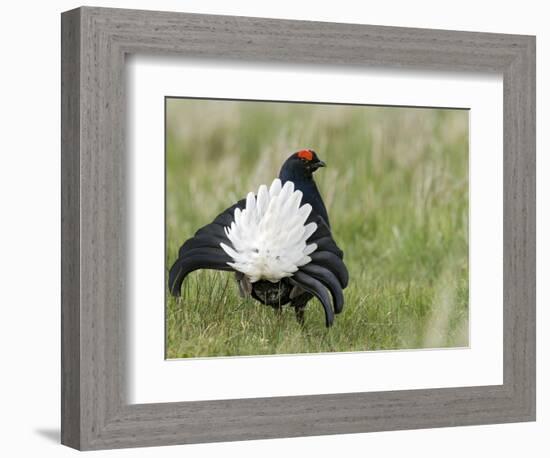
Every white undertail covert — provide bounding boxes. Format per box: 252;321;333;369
220;178;318;282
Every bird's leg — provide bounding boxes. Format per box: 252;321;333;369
267;283;281;319
235;272;252;298
294;306;306;326
290;286;312;327
274;283;284;317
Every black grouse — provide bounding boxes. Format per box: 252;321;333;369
168;149;348;327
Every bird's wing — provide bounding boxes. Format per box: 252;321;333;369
168;199;246;296
291;214;349;326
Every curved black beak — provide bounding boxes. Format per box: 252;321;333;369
312;160;326;170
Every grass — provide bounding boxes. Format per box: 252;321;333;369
165;98;469;358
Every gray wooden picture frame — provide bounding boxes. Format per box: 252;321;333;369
61;6;536;451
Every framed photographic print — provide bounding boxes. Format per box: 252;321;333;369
61;6;536;450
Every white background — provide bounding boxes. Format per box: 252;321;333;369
0;1;546;457
129;59;503;403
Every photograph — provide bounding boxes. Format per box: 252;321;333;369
165;98;469;359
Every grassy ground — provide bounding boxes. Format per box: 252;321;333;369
165;99;469;358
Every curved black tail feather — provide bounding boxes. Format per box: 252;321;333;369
309;251;349;288
168;250;234;296
290;272;335;327
300;263;344;314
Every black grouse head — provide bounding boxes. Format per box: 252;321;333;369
279;149;326;182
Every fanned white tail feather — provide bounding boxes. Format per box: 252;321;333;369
220;179;318;283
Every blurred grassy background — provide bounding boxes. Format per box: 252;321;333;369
165;98;469;358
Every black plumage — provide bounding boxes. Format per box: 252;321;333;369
168;150;348;327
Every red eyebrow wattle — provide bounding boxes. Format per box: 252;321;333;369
297;149;313;161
